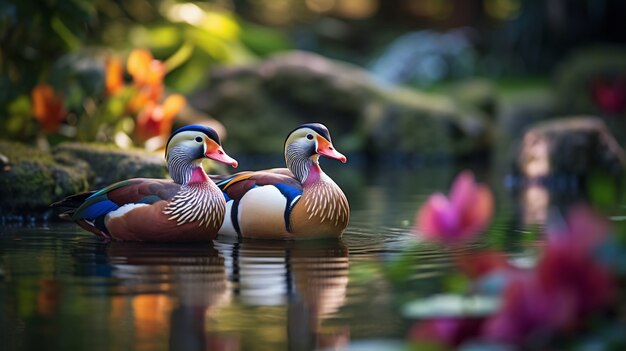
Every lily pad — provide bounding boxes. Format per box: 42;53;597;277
402;294;500;319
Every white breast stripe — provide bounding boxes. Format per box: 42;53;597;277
290;195;301;208
107;203;150;219
218;201;238;236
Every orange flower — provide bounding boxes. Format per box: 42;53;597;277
135;94;186;143
127;49;165;88
126;49;166;113
127;84;164;114
105;56;124;96
31;84;66;133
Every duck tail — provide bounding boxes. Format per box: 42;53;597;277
51;191;96;210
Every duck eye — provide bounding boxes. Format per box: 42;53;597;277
306;134;314;140
195;137;203;143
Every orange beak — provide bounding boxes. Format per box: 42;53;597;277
205;141;238;168
316;136;347;163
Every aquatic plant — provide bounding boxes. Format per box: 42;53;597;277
414;171;494;244
408;205;618;349
590;76;626;115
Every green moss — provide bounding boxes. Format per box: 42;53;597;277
0;141;90;211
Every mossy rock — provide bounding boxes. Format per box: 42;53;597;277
0;141;90;211
189;51;489;160
515;116;626;178
53;143;168;188
53;142;228;188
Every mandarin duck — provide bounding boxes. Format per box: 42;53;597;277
53;125;238;242
212;123;349;239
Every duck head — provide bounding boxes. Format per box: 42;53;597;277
285;123;346;163
284;123;346;182
166;125;238;167
166;125;238;184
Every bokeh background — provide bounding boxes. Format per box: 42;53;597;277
2;0;625;156
3;2;626;350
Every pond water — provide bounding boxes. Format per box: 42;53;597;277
0;162;621;350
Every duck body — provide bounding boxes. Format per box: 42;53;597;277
214;123;349;240
54;125;238;242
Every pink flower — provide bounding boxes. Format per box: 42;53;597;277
483;206;615;344
455;250;513;280
538;206;614;317
483;272;575;344
590;76;626;114
414;171;494;244
545;205;609;256
409;317;484;348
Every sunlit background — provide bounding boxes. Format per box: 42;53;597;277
2;1;626;350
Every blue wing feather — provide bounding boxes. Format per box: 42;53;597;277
79;199;120;220
71;180;136;221
273;183;302;209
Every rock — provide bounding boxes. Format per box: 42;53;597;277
54;143;167;189
516;116;626;179
188;51;489;160
0;141;90;212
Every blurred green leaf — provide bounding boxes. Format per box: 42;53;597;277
165;49;212;93
190;27;230;60
51;16;80;50
386;244;422;283
129;24;182;56
443;273;471;294
7;95;31;118
349;261;382;284
240;22;292;56
164;40;195;73
587;171;620;209
5;95;37;138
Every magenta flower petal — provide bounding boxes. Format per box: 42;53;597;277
552;205;609;251
483;205;615;346
415;171;494;244
450;171;477;211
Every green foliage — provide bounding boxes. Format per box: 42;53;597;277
239;22;292;56
386;244;423;284
586;171;622;210
0;0;97;105
0;1;293;144
126;3;291;93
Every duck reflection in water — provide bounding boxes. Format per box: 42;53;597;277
74;241;238;351
214;238;351;351
72;237;350;350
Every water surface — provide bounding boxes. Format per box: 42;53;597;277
0;164;602;350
